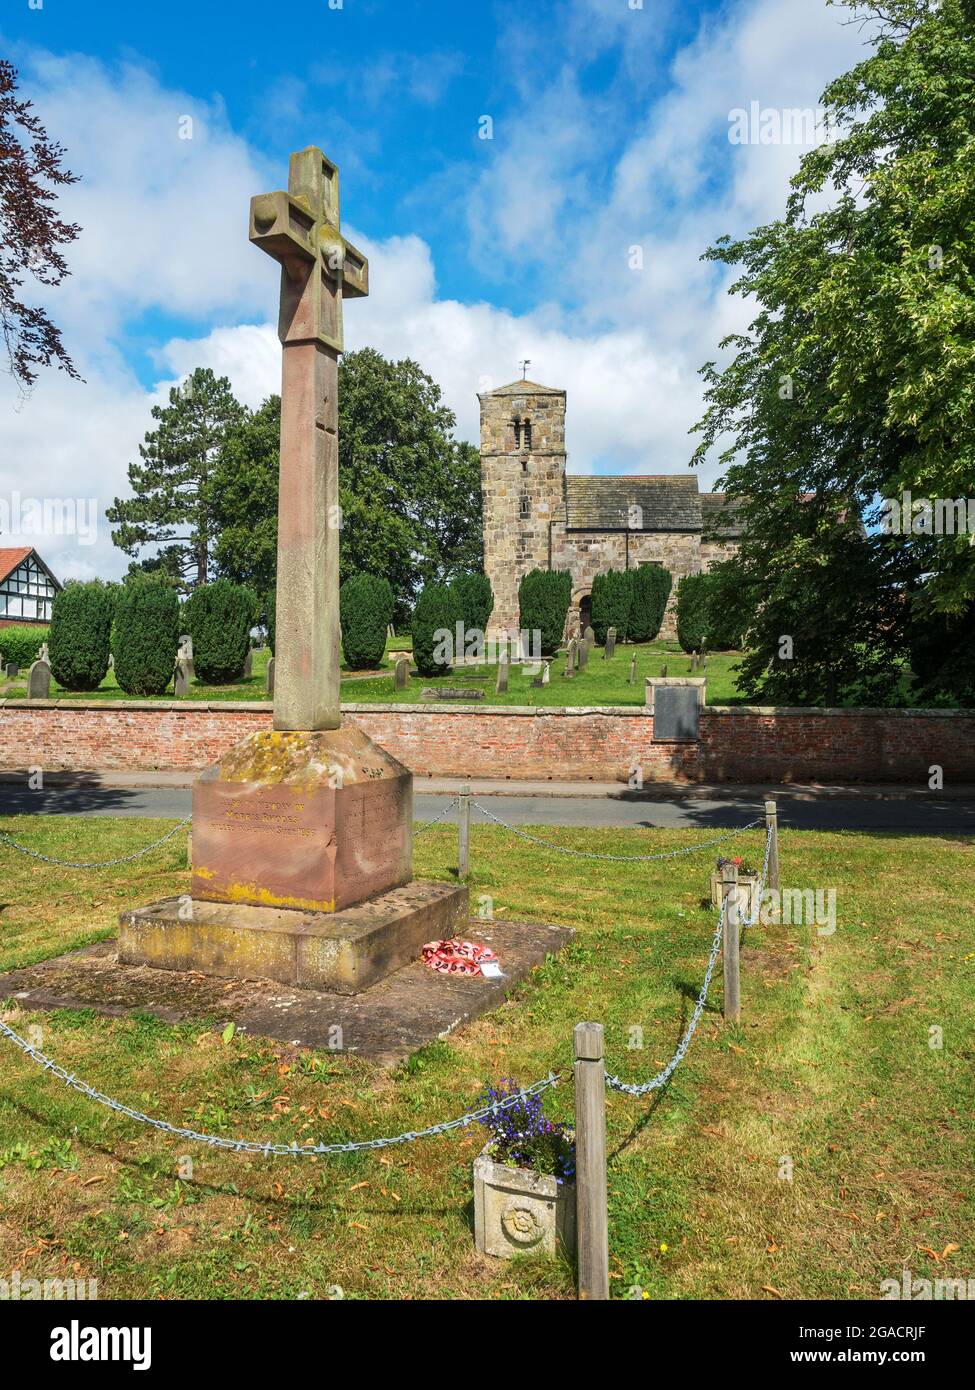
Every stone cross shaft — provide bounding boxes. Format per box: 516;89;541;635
249;147;369;731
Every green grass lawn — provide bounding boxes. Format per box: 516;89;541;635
3;639;748;707
0;815;971;1300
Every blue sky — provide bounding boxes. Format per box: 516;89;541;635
0;0;868;581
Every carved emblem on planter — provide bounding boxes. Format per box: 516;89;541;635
501;1203;545;1247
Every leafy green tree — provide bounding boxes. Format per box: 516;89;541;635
207;351;482;628
108;368;245;592
691;0;970;702
338;349;482;620
340;573;394;670
628;564;672;643
114;581;180;696
518;569;571;656
412;582;460;677
183;579;256;684
591;569;632;644
48;580;113;690
211;395;281;607
450;572;494;637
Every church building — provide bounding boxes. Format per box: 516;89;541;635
478;378;741;641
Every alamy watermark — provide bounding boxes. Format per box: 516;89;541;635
0;492;98;545
432;622;541;667
728;103;837;146
881;1267;973;1300
879;492;975;538
1;1268;98;1300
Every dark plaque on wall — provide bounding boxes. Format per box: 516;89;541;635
652;686;700;742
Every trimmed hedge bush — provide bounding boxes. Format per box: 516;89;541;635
450;571;494;638
340;573;394;670
628;564;672;643
48;581;114;690
412;582;460;677
184;579;256;684
114;583;181;696
518;569;571;656
675;574;709;653
0;624;49;672
591;569;632;644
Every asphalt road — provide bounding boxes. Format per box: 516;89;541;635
1;785;973;834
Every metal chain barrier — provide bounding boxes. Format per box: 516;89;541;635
605;822;773;1096
605;898;727;1096
0;1015;560;1157
0;815;192;869
413;797;459;836
470;799;763;863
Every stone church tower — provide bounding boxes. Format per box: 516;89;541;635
478;379;567;640
478;376;741;643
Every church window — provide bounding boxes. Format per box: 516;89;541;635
511;417;521;449
519;495;531;519
522;419;532;450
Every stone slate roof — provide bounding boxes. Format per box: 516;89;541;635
700;491;744;539
565;475;703;532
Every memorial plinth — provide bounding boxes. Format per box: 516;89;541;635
120;725;469;993
190;728;412;913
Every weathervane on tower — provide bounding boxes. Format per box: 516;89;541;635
519;358;531;379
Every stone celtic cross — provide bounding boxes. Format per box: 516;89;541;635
249;147;369;731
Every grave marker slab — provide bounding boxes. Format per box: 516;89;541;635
27;659;51;700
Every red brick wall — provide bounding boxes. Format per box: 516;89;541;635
1;699;971;784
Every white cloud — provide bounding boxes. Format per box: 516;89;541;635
0;2;870;586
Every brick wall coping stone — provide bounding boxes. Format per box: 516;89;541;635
1;699;972;719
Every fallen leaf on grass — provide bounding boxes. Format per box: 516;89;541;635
761;1284;784;1298
81;1176;107;1187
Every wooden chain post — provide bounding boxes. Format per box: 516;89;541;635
720;860;741;1023
574;1021;610;1300
458;784;471;880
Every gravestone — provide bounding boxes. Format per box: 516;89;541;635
120;147;467;992
108;653;114;669
661;663;668;678
26;659;51;700
564;639;576;678
242;649;253;679
584;625;595;646
4;663;18;679
38;641;50;663
422;688;485;701
628;655;636;685
394;655;410;691
541;661;550;686
605;626;617;660
690;652;699;672
266;655;275;696
177;636;195;681
577;639;588;671
174;659;191;697
495;654;509;694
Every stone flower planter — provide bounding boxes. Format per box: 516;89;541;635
473;1148;576;1259
710;868;759;921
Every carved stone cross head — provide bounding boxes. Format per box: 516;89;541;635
249;146;368;353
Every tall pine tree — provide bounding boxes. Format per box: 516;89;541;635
108;367;244;591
